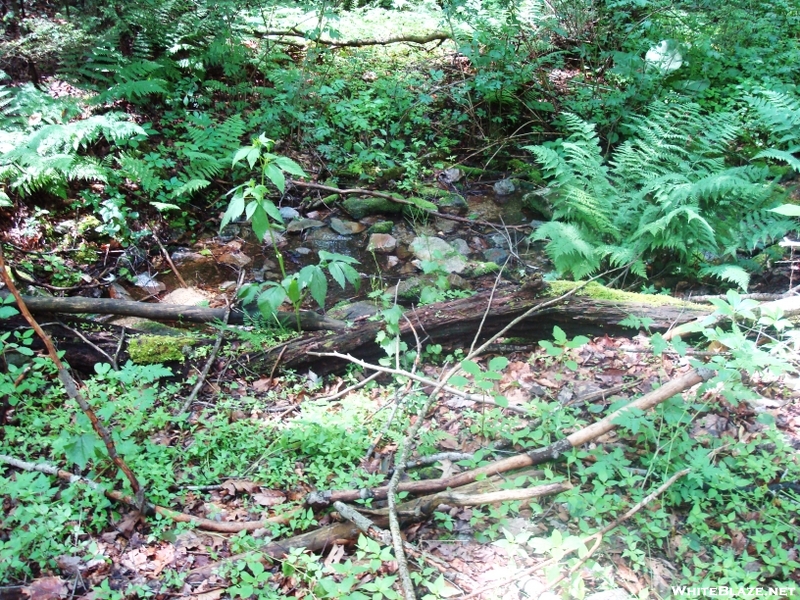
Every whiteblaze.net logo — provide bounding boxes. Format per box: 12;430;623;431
671;587;797;598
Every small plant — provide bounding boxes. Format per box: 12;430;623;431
538;325;590;370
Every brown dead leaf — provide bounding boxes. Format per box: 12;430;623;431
253;490;287;506
438;434;460;450
252;378;273;392
730;530;748;554
221;480;259;495
28;577;68;600
438;459;455;479
152;544;176;576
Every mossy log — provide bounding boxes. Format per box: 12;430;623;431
251;280;710;376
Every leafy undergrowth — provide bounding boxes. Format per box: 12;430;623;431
2;293;799;598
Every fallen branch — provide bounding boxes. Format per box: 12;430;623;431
251;28;451;48
290;180;525;229
307;367;713;505
0;248;142;497
0;292;345;330
0;454;298;533
459;467;691;599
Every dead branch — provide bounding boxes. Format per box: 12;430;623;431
308;367;713;505
0;248;142;497
0;292;345;330
0;454;298;534
251;28;451;48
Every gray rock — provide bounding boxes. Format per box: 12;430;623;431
493;178;516;196
294;247;312;255
433;217;458;234
330;217;365;235
367;233;397;254
409;236;467;274
483;247;509;265
489;233;508;248
286;218;324;233
450;238;471;256
279;206;300;221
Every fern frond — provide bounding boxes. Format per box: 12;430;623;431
753;148;800;173
698;264;750;291
531;221;600;279
172;178;210;198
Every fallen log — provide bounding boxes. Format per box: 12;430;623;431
0;293;345;331
252;279;711;376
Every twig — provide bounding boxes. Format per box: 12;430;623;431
152;231;188;288
179;270;245;414
0;454;296;533
0;248;141;496
268;344;288;381
318;371;380;402
459;468;691;599
290;180;531;230
54;321;118;371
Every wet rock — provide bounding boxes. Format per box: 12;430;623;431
218;251;252;267
438;167;463;184
279;206;300;221
343;197;402;219
219;224;240;242
447;273;468;289
170;249;209;266
434;217;458;234
488;233;508;248
367;221;394;234
470;236;488;251
522;191;554;219
328;301;381;321
133;273;166;293
434;192;468;215
409;236;467;274
493;178;516;196
330;217;366;235
286;218;324;233
162;287;212;305
451;238;471;256
54;219;76;235
529;219;546;230
483;247;509;264
367;233;397;254
386;255;400;269
294;247;312;255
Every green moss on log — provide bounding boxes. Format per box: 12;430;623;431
128;335;195;364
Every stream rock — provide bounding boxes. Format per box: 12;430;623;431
493;178;516;196
343;197;403;219
287;218;324;233
409;236;467;274
330;217;365;235
279;206;300;221
483;247;509;265
433;191;468;215
367;221;394;234
450;238;471;256
367;233;397;254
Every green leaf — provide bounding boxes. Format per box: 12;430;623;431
232;146;253;167
651;333;668;356
258;285;286;318
264;162;286;193
449;375;469;387
251;205;270;242
261;199;284;224
769;203;800;217
552;326;567;344
0;305;19;319
319;250;360;265
328;262;345;289
273;156;307;177
308;268;328;309
220;192;245;230
460;360;481;376
488;356;509;372
64;433;101;469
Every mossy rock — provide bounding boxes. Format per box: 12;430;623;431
367;221;394;234
128;335;196;365
342;197;403;220
433;192;468;215
461;261;501;278
522;191;553;220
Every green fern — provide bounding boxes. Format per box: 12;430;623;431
526;95;794;289
1;113;146;197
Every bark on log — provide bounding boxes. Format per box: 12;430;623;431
252;280;710;376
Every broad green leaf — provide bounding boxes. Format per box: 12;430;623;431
319;250;360;265
274;156;307;177
449;375;469;387
308;269;328;309
232;146;253;167
251;205;270;242
258;285;286;317
64;433;101;469
264;162;286;193
488;356;509;372
460;360;481;375
261;199;284;224
552;326;567;344
220;192;245;230
285;277;302;304
328;262;345;289
769;203;800;217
